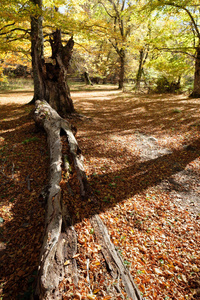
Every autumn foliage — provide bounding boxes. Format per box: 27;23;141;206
0;87;200;299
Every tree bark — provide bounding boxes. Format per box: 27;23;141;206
30;1;75;115
45;30;75;115
135;50;144;90
191;46;200;98
135;47;149;91
34;100;82;299
83;71;93;85
118;49;125;89
30;0;45;101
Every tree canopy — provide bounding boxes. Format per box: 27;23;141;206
0;0;200;95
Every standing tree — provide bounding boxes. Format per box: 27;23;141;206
0;0;75;114
31;0;44;101
145;0;200;97
0;0;31;80
73;0;136;89
30;0;75;114
98;0;131;89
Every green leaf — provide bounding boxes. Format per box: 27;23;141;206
109;182;116;187
22;137;39;144
124;260;131;266
160;259;164;265
90;228;94;234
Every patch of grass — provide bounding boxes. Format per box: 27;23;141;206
21;137;39;144
173;108;181;113
0;78;33;91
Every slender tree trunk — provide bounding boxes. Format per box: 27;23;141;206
135;49;144;90
135;47;149;91
118;49;125;89
191;46;200;98
83;71;93;85
30;0;45;102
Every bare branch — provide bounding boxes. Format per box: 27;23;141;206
0;28;30;37
121;0;125;12
162;1;200;39
98;0;115;18
74;42;92;53
0;22;15;32
4;33;30;43
154;46;196;58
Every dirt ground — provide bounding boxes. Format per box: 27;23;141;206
0;87;200;299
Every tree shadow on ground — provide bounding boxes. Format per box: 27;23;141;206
1;91;200;299
0;104;48;300
0;91;33;94
73;91;200;137
67;137;200;223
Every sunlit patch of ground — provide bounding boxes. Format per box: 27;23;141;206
0;87;200;299
0;91;33;105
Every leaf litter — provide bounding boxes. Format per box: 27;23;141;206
0;89;200;299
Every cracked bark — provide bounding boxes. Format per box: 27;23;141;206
34;100;78;299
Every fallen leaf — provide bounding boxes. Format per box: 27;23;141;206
87;294;97;300
154;268;163;275
72;254;80;259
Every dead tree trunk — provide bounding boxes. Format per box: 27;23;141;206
31;27;75;115
34;100;143;300
34;100;84;299
46;30;75;115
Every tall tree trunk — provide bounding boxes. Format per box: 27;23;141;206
31;0;45;101
118;49;125;89
135;47;149;91
30;2;74;115
191;46;200;98
135;49;144;90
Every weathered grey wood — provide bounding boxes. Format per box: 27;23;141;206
34;100;63;299
34;100;78;300
91;214;143;300
61;119;88;198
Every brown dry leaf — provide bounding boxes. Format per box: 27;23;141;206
87;294;97;300
72;253;80;259
64;260;70;266
1;89;200;300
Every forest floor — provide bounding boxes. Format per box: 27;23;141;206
0;86;200;300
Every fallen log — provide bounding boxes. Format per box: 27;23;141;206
34;100;79;299
34;100;143;300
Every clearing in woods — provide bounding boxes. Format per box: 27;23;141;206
0;86;200;299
